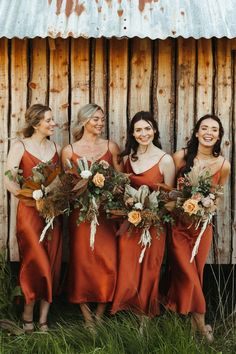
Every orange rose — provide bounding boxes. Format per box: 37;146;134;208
92;172;105;188
182;199;200;215
128;210;142;226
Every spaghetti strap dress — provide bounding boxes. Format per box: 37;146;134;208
66;147;117;303
111;155;167;317
16;145;62;304
165;162;225;314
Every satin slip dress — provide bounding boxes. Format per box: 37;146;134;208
165;161;225;314
16;142;62;304
66;143;117;303
111;155;167;317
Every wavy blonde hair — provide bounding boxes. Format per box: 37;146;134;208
73;103;104;141
21;104;51;138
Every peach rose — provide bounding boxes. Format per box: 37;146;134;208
128;210;142;226
92;172;105;188
182;198;200;215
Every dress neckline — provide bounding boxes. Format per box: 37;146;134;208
72;149;109;163
24;150;57;163
128;154;165;175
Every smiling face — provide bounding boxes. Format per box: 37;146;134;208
196;118;220;148
133;119;155;146
34;110;56;137
84;109;105;136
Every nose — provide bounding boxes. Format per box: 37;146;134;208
140;130;147;136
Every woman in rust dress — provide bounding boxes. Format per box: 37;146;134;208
5;104;62;332
111;111;175;318
62;103;123;328
165;114;230;341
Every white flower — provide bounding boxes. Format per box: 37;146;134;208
80;170;92;179
201;197;214;208
134;202;143;210
209;193;215;200
99;160;110;169
32;189;44;200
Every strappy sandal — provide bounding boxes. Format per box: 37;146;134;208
39;322;49;332
22;318;34;334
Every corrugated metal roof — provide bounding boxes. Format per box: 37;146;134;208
1;0;236;39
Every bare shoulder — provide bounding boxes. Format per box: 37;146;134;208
108;140;121;154
161;153;174;165
61;144;73;159
8;140;25;156
222;158;231;173
173;149;185;161
54;142;61;154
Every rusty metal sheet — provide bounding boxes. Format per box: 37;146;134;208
0;0;236;39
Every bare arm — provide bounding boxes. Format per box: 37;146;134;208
4;141;24;196
61;145;73;171
160;154;176;188
109;141;124;172
172;149;186;176
219;160;231;186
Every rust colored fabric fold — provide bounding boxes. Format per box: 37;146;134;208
16;151;62;304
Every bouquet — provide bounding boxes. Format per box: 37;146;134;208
66;157;129;250
107;184;171;263
5;161;71;241
166;164;223;262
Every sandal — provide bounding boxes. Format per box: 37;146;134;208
202;324;214;343
39;322;49;332
22;318;34;334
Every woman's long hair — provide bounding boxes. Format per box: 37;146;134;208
181;114;224;175
73;103;103;141
120;111;162;161
22;104;51;138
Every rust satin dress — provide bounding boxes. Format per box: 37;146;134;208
66;149;117;303
111;156;166;317
16;148;62;304
165;167;223;314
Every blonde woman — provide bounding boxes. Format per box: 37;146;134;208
62;103;123;329
5;104;62;332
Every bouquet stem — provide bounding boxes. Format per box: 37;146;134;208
138;228;152;263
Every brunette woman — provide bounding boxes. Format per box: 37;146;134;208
165;114;230;342
111;111;175;318
62;103;123;329
5;104;62;332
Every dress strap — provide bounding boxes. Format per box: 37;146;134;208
19;140;26;150
157;153;167;165
219;158;226;172
70;143;74;154
53;141;57;154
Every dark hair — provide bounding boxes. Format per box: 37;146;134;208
22;104;52;137
181;114;224;175
120;111;162;161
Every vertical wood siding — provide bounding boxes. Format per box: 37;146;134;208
0;37;235;264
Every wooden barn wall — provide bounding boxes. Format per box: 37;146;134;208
0;37;235;264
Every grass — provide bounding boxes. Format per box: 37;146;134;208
0;256;235;354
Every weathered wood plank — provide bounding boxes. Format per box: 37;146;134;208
49;38;69;147
154;39;174;154
176;38;196;150
129;38;152;119
29;38;47;105
214;38;232;264
91;38;107;138
108;38;128;149
232;51;236;264
196;39;213;118
71;38;90;140
9;39;28;261
0;38;9;256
